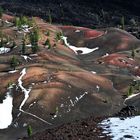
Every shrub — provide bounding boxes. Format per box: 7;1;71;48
21;38;26;54
27;125;33;137
48;9;52;24
55;32;62;42
131;48;135;58
10;56;19;70
31;44;39;54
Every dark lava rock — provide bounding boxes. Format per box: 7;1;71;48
23;117;110;140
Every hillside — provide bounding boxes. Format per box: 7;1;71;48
0;12;139;139
0;1;140;139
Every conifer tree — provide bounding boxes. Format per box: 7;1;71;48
10;56;19;70
21;38;26;54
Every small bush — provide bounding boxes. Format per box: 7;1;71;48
27;125;33;137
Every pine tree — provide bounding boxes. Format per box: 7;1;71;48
10;56;19;70
21;38;26;54
32;44;39;54
30;28;39;45
131;48;135;59
48;9;52;24
27;125;32;137
127;86;133;97
15;17;21;28
20;16;28;25
55;32;62;42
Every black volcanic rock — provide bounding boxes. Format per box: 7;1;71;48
4;0;140;15
1;0;140;29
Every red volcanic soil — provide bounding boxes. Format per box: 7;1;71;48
98;53;137;68
84;30;105;38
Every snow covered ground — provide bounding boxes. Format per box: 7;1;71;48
0;47;10;54
0;86;13;129
18;68;32;111
61;36;99;55
100;116;140;140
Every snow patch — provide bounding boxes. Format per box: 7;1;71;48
18;68;31;110
101;116;140;140
124;92;140;103
26;44;32;47
75;30;80;33
0;47;10;54
8;70;18;73
21;55;32;61
0;86;13;129
91;71;97;74
68;92;88;109
61;36;99;55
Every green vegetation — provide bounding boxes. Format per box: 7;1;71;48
45;30;50;36
27;125;33;137
14;16;34;29
55;106;59;113
15;17;22;28
30;28;39;53
127;85;133;97
10;56;19;70
55;32;62;42
131;48;135;58
31;44;39;53
7;82;14;88
127;80;140;97
44;39;52;49
30;28;39;44
48;9;52;24
21;38;26;54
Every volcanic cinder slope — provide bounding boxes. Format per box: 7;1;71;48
0;14;140;140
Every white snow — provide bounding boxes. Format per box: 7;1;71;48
5;20;12;24
0;47;10;54
29;54;38;57
101;116;140;140
96;85;100;91
125;92;140;101
18;68;32;110
61;36;99;55
102;53;109;57
21;55;32;61
26;44;32;47
0;86;13;129
69;92;88;107
75;30;80;33
8;70;18;73
91;71;97;74
22;25;29;28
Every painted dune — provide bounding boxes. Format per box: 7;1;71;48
0;14;139;140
